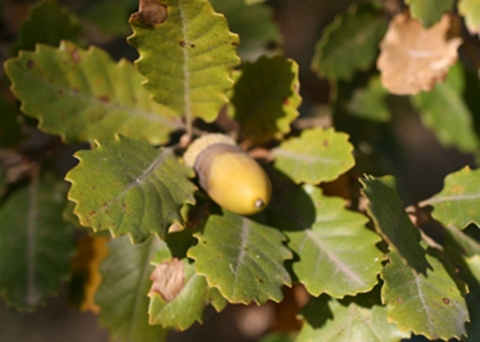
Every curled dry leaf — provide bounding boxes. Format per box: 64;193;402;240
377;13;462;95
149;258;184;302
130;0;168;27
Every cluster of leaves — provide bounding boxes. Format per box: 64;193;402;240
1;0;480;341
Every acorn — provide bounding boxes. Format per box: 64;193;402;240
184;134;271;215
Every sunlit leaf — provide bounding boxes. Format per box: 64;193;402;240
406;0;455;28
421;166;480;229
361;175;430;273
209;0;281;61
273;128;354;184
5;41;181;145
268;184;382;298
381;250;468;340
231;55;301;144
128;0;240;123
188;210;292;304
311;4;387;81
412;63;478;153
260;333;296;342
13;0;81;54
377;13;461;95
459;0;480;35
66;136;196;243
348;76;391;122
96;235;168;342
0;177;74;310
148;258;227;330
297;295;409;342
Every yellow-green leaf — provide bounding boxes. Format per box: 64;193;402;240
273;128;354;184
65;136;196;243
5;42;181;145
128;0;240;123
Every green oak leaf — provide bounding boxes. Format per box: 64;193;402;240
96;235;168;342
361;175;430;273
297;295;409;342
209;0;281;61
0;176;74;310
5;41;181;145
148;258;227;330
267;184;382;298
311;3;387;81
421;166;480;229
260;333;295;342
230;55;300;144
442;225;480;340
187;209;292;304
273;127;354;184
412;63;478;153
65;136;196;243
128;0;240;123
406;0;455;28
459;0;480;35
13;0;81;54
348;76;391;122
381;250;468;340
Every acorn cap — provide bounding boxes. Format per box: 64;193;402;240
183;133;236;167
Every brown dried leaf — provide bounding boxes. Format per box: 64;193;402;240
149;258;184;302
130;0;167;27
377;13;462;95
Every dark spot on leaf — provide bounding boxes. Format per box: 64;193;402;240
258;278;263;283
442;298;450;304
189;43;195;48
231;42;239;47
58;90;64;96
73;88;80;95
397;297;403;303
27;60;34;68
97;95;110;103
323;140;329;147
89;211;96;217
130;0;167;27
179;41;186;47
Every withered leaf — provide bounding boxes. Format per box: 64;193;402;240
377;13;461;95
130;0;167;27
149;258;184;302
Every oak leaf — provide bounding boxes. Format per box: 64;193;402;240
377;13;461;95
